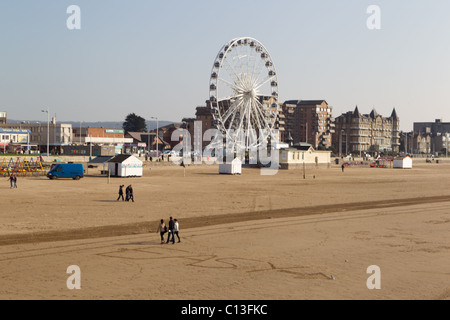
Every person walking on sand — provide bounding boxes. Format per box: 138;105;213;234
173;219;181;243
8;174;14;189
13;175;17;188
125;185;130;201
125;185;133;202
156;219;168;244
341;164;345;173
117;185;125;201
166;217;175;244
127;185;134;202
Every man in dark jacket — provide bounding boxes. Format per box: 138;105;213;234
117;185;124;201
8;174;14;189
126;185;134;202
166;217;175;244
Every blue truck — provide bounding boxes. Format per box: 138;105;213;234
47;163;84;180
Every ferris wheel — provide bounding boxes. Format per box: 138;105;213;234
209;37;280;152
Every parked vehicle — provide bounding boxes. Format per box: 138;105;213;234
47;164;84;180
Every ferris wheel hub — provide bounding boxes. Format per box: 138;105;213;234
243;88;257;100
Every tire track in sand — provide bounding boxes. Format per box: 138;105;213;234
1;195;449;246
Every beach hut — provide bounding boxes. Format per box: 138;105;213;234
393;156;413;169
107;154;143;177
219;158;242;175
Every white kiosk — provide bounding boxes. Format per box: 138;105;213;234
219;158;242;175
393;156;413;169
108;154;143;177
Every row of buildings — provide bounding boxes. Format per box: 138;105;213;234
405;119;450;155
1;106;449;157
180;100;450;156
180;100;402;155
0;113;167;156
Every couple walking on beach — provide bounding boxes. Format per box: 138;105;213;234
157;217;181;244
117;184;134;202
8;174;18;189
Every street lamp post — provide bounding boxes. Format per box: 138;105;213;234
80;121;83;145
41;109;49;157
150;117;159;155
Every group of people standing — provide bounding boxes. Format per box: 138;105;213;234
7;174;18;189
117;184;134;202
157;217;181;244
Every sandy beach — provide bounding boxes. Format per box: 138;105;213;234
0;162;449;300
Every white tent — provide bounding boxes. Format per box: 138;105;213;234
393;156;413;169
108;154;143;177
219;158;242;175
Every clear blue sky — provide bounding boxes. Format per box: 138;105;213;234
1;0;449;131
